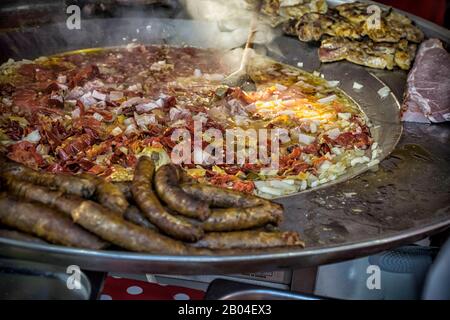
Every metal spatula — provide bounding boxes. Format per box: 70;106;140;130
221;10;259;92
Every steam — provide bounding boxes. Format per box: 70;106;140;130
180;0;283;70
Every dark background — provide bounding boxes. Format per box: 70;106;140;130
377;0;449;28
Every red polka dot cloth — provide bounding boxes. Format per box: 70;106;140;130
100;276;205;300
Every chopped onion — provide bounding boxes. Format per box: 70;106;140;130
353;82;364;90
155;98;165;107
93;112;104;122
234;115;250;126
170;107;189;121
255;184;284;196
192;112;208;122
368;159;380;167
331;147;343;155
79;92;97;107
134;112;156;129
310;122;318;133
92;90;106;101
298;133;315;145
22;130;41;144
204;73;225;81
127;83;142;91
71;108;81;119
123;117;135;126
338;113;351;121
268;180;298;192
327;128;341;140
327;80;340;88
259;168;278;176
67;87;85;99
109;91;124;101
280;0;302;7
57;75;67;84
318;95;337;104
318;160;332;173
124;123;138;136
150;60;167;71
371;142;379;150
275;83;287;91
193;69;202;78
111;127;123;136
378;86;391;99
350;156;370;167
136;102;159;113
121;97;143;108
277;110;296;116
297;62;304;68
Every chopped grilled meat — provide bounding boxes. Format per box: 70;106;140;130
261;0;328;27
284;9;361;42
335;1;423;43
319;37;416;70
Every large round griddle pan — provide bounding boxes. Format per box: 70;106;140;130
0;2;449;274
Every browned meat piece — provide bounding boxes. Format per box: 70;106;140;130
0;193;107;249
319;37;416;70
335;2;423;43
154;164;210;221
0;161;96;198
132;156;203;242
284;9;361;42
261;0;328;27
402;39;450;123
191;230;305;249
202;206;282;232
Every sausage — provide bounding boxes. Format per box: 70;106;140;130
0;228;47;244
71;201;189;254
154;164;210;221
2;174;86;217
2;176;190;254
113;181;133;202
191;231;304;250
0;193;107;249
81;174;129;216
124;205;157;230
181;183;274;208
202;205;282;232
132;156;203;242
1;161;96;198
